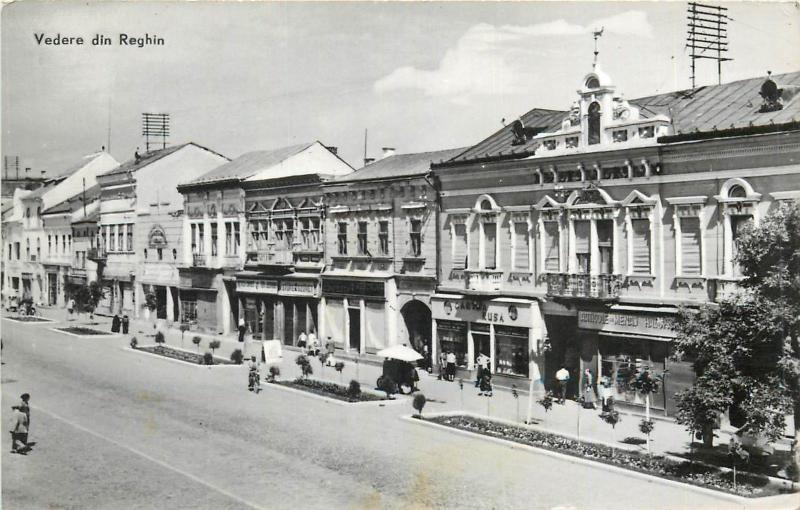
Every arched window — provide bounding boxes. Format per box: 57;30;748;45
480;199;493;211
586;77;600;89
729;185;747;198
588;102;601;145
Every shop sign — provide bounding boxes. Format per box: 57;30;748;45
322;279;384;298
578;310;677;338
435;298;527;325
237;278;278;294
148;224;168;248
279;280;318;297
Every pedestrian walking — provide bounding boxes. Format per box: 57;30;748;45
556;366;570;404
582;369;597;409
67;298;75;320
479;371;493;397
248;356;260;392
9;405;28;454
475;353;490;387
121;315;130;334
600;376;614;412
445;350;457;382
308;329;318;355
421;343;430;372
238;318;246;343
19;394;30;428
297;330;308;350
111;314;121;333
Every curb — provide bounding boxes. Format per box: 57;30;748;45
121;346;242;369
2;316;56;324
401;414;757;506
265;379;409;407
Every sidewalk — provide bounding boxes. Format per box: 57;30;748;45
32;306;791;468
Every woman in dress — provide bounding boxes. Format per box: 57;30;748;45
582;368;597;409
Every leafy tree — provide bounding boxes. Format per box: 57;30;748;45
192;336;202;352
154;331;165;352
144;290;158;321
735;202;800;477
230;349;243;365
672;202;799;468
268;365;281;382
68;281;104;319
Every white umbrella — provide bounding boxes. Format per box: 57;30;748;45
377;345;423;362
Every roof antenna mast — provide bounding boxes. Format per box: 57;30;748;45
686;2;732;88
592;27;604;69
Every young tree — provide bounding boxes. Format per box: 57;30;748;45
735;202;800;477
413;393;427;418
208;340;221;355
192;336;202;352
69;281;104;321
144;290;158;322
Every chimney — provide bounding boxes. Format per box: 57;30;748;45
381;147;396;159
326;146;338;155
25;167;31;178
364;157;376;166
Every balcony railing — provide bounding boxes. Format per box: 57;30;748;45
546;273;621;300
193;253;207;267
245;250;293;266
464;269;503;292
87;247;106;261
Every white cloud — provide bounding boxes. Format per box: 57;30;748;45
374;11;654;101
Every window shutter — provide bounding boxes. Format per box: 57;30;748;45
631;219;651;274
453;223;467;269
484;222;497;269
544;222;560;272
574;221;590;254
469;221;480;269
680;217;701;275
513;222;529;271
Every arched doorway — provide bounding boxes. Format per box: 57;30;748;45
401;300;432;359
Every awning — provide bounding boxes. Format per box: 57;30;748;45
178;286;217;293
597;331;673;343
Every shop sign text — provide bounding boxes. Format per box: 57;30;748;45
578;310;676;338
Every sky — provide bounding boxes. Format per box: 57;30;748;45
2;1;799;177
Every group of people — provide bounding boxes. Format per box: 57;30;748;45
297;330;321;356
555;366;615;411
9;393;31;455
475;353;493;397
110;314;130;334
438;350;458;381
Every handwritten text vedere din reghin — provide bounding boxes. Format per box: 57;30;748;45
34;33;165;48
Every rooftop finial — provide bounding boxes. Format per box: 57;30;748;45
592;27;604;69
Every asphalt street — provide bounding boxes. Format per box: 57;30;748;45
1;316;755;510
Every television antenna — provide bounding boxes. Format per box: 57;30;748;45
141;113;170;152
686;2;732;88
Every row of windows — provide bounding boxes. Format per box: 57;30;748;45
336;220;422;257
47;234;72;257
190;221;241;256
100;224;135;253
247;218;319;252
450;213;754;277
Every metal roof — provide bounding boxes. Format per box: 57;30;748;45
335;148;467;183
444;71;800;165
186;142;314;185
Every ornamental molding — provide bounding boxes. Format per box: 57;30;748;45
661;142;800;163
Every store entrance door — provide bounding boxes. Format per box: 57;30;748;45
348;308;360;351
472;331;490;367
48;273;57;305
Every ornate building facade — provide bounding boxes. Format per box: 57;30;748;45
433;67;800;413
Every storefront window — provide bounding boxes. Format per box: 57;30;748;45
495;326;529;377
437;320;467;367
600;336;666;409
181;291;198;322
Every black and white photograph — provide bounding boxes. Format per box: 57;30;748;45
2;1;800;508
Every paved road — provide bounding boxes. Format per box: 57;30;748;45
1;317;753;510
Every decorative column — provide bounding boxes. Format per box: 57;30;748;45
203;213;212;266
589;218;599;275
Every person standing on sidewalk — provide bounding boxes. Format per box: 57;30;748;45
581;369;597;409
297;330;308;351
121;315;130;334
67;298;75;321
238;318;247;343
556;366;570;404
445;351;457;382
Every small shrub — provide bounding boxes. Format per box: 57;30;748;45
202;352;213;365
348;379;361;397
209;340;221;354
296;354;309;367
639;419;655;435
538;392;554;413
413;393;427;417
296;354;313;378
268;365;281;382
334;361;345;373
600;410;621;428
192;336;202;352
230;348;243;364
154;331;165;345
318;352;329;365
130;337;138;349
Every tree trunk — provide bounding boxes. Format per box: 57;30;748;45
645;393;651;423
793;399;800;483
703;423;714;448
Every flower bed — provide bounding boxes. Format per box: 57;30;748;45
6;316;52;323
57;326;109;335
427;415;792;497
135;345;234;365
275;378;387;403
